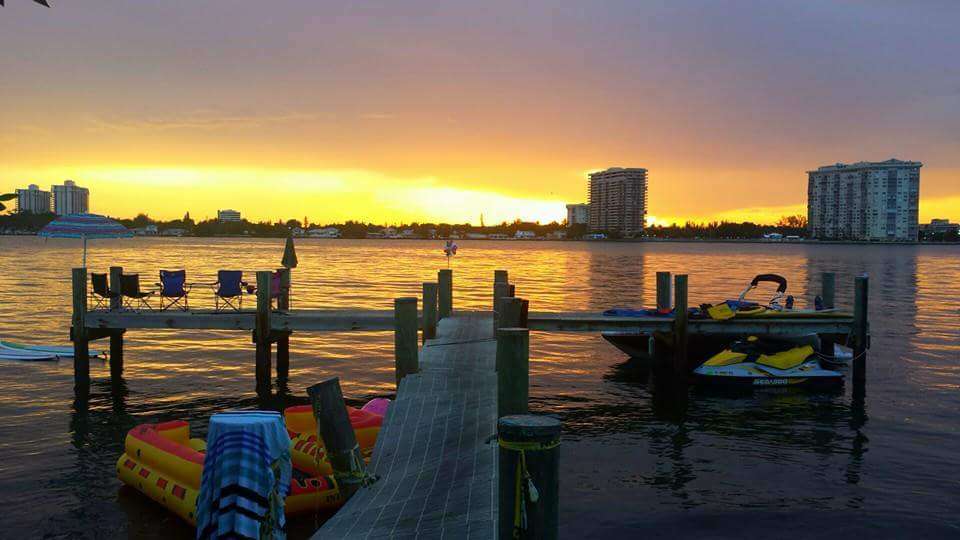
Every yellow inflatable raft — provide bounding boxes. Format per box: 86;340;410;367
284;405;383;476
117;420;343;525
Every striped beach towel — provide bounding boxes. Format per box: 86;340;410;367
196;411;292;540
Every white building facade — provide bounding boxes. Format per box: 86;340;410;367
807;159;921;241
15;184;51;213
217;209;242;222
588;167;648;237
565;203;589;226
52;180;89;215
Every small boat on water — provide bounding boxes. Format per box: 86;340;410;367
0;340;106;361
693;336;843;390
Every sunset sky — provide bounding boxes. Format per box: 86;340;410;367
1;1;958;225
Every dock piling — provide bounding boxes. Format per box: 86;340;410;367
496;327;529;418
498;415;560;540
656;271;672;312
853;275;869;385
493;281;512;332
276;268;291;379
498;297;524;329
673;274;689;374
71;268;90;389
108;266;124;377
438;269;453;319
821;272;836;310
394;297;419;385
422;282;438;342
255;271;272;391
307;378;368;502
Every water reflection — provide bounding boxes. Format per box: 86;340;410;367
1;238;958;538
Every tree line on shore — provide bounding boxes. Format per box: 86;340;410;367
0;210;857;240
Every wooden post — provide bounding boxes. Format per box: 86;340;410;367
498;415;560;540
498;297;524;329
438;269;453;319
394;297;419;385
275;268;291;380
494;269;509;286
71;268;90;389
852;275;869;385
656;271;672;312
108;266;124;377
307;378;367;502
821;272;836;309
276;334;290;381
422;282;438;342
673;274;689;374
255;271;272;391
109;266;123;311
277;267;291;310
497;327;529;418
493;282;512;332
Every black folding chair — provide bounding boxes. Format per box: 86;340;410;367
89;272;118;310
121;273;156;311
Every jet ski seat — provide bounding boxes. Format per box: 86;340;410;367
754;345;814;370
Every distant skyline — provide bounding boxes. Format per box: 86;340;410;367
1;1;958;225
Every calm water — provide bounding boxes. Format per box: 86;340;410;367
0;237;958;539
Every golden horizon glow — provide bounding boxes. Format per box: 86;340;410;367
2;165;958;226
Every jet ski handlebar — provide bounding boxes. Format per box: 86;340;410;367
738;274;789;306
749;274;788;292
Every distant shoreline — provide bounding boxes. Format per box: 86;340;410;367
3;232;956;245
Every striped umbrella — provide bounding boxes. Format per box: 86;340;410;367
39;213;133;267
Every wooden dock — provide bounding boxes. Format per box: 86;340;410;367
65;266;869;538
317;312;498;538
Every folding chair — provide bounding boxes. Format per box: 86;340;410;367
210;270;245;312
157;269;191;311
120;273;156;311
89;272;118;310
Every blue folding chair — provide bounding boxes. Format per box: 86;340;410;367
157;269;191;311
210;270;246;311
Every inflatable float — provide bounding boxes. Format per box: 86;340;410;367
118;399;389;525
285;401;385;476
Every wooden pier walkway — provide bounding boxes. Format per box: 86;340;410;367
317;312;498;539
64;265;870;538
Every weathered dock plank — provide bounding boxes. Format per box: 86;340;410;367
316;312;498;539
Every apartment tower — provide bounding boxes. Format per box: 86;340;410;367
52;180;89;215
588;167;648;237
15;184;51;213
807;159;921;241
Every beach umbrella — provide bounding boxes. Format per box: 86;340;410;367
281;235;298;269
38;213;133;267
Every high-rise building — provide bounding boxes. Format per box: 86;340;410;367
565;203;589;226
15;184;51;214
52;180;89;215
217;209;242;222
588;167;648;236
807;159;921;241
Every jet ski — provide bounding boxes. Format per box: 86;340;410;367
693;336;843;389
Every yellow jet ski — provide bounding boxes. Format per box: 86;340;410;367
693;336;843;389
